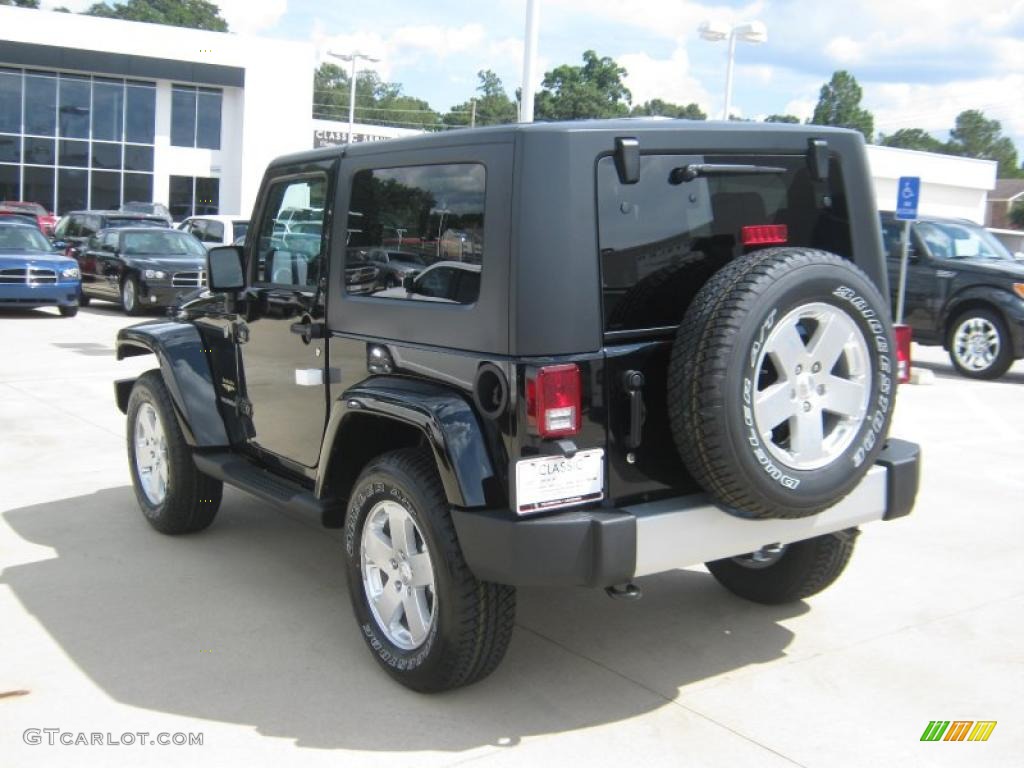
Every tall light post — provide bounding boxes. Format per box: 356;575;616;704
327;50;380;143
698;20;767;120
520;0;540;122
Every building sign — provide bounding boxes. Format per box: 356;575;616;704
314;128;391;148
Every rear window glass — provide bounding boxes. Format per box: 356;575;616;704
107;217;169;229
598;154;849;332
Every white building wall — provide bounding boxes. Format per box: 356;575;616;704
866;145;997;223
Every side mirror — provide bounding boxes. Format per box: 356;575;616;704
207;246;245;293
402;274;416;293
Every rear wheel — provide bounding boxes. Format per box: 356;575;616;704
126;370;222;534
344;448;516;692
947;308;1013;380
706;529;859;604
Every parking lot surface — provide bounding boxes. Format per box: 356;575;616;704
2;304;1022;767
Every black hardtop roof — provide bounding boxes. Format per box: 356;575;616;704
271;118;861;168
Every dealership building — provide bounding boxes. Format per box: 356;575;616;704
0;4;998;224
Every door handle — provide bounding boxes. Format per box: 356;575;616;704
622;370;646;451
289;318;325;343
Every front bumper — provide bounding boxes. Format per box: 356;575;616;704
138;280;199;308
0;281;80;307
451;439;921;588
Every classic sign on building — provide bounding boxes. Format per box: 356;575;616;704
312;120;421;148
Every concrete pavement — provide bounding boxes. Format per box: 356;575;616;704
1;303;1021;767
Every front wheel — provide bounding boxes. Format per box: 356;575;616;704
948;309;1013;380
59;305;78;317
706;529;859;604
344;448;516;692
121;275;141;316
126;370;222;534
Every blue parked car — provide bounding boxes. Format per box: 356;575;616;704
0;219;81;317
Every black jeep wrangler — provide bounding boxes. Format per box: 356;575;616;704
115;120;920;692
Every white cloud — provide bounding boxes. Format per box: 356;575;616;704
546;0;766;42
824;37;863;65
617;47;711;111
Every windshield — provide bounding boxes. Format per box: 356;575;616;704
107;217;170;229
916;221;1014;261
122;231;205;257
0;226;52;252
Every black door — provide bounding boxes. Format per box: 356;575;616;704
237;171;331;468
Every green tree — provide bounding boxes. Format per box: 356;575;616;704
313;63;442;131
0;0;41;7
444;70;517;127
947;110;1021;177
878;128;947;153
84;0;228;32
631;99;705;120
1009;201;1024;229
764;114;800;123
810;70;874;140
534;50;631;121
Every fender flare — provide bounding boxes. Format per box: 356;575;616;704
317;376;496;509
116;321;229;447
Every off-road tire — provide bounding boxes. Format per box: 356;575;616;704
947;307;1014;380
706;528;859;604
669;248;896;519
58;305;78;317
126;370;222;533
344;448;516;692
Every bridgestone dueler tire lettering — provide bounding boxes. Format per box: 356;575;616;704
126;369;223;534
343;448;516;692
706;529;859;604
668;248;896;519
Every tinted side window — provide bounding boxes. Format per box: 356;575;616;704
345;163;485;304
206;220;225;242
880;218;903;257
255;176;326;288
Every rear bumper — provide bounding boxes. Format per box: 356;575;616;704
452;439;921;588
0;282;80;307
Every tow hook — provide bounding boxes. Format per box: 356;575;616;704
605;582;643;600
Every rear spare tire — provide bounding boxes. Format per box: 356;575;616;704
669;248;895;519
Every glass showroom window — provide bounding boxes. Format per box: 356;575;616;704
0;67;156;214
169;175;220;221
171;85;222;150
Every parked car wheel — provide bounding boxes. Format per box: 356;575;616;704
344;448;516;692
706;529;858;604
669;248;896;519
947;308;1013;380
58;305;78;318
121;275;141;316
126;370;222;534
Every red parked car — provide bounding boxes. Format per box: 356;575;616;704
0;201;58;235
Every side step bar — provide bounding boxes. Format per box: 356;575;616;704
193;452;336;520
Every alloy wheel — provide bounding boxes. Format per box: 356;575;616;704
134;402;169;505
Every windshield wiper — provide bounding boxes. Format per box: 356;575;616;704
669;163;787;185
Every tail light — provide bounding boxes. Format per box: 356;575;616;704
742;224;788;246
894;324;912;384
526;364;582;438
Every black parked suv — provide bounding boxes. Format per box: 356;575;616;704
76;228;208;314
51;209;171;252
114;121;920;692
881;211;1024;379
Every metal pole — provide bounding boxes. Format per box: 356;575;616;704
722;30;737;120
347;55;357;144
520;0;540;123
470;99;477;128
895;219;911;324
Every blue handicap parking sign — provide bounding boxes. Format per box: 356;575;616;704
895;176;920;220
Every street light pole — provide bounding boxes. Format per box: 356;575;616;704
520;0;540;122
698;20;767;121
327;51;380;143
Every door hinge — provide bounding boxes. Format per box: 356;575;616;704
232;321;250;344
622;370;646;451
238;397;253;418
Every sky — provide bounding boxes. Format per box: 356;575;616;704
42;0;1024;154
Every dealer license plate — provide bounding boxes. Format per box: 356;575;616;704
515;449;605;515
